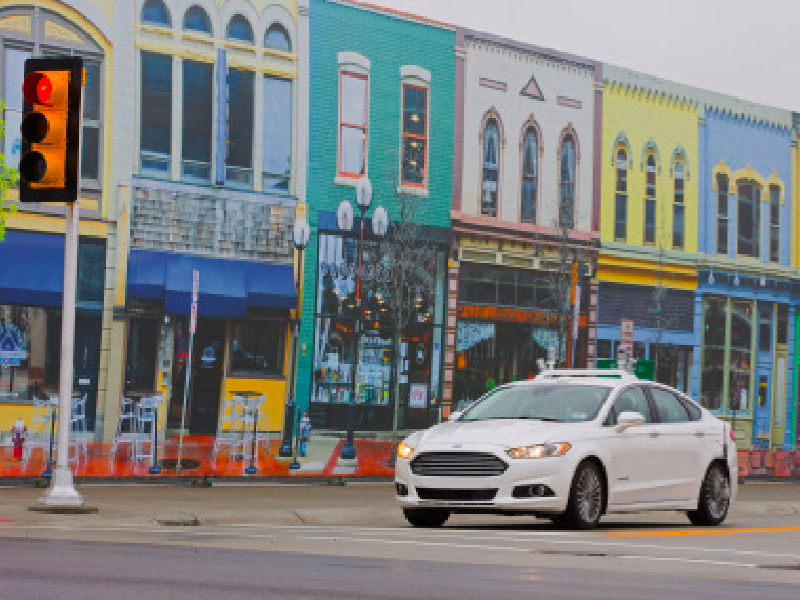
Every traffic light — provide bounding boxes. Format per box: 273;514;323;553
19;56;83;203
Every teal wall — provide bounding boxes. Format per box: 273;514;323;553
295;0;455;415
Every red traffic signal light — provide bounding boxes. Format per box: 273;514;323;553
18;57;83;203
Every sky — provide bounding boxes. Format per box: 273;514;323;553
368;0;799;112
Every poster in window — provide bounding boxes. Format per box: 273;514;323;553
409;383;427;408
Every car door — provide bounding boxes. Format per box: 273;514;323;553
604;385;663;506
647;386;701;502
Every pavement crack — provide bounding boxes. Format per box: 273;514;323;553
293;510;307;525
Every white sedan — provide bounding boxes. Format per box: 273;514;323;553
395;369;736;529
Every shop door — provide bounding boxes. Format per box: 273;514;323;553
73;314;101;431
170;318;225;434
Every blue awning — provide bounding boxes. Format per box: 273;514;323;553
127;250;297;317
0;230;64;306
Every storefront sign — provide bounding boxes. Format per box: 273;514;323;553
410;383;427;408
458;304;558;325
0;324;27;367
620;319;634;359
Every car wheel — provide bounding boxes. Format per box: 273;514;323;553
687;462;731;526
556;461;605;530
402;508;450;528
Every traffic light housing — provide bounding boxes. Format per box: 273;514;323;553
18;57;83;203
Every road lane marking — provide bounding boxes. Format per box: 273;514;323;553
608;526;800;537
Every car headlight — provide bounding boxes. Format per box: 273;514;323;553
397;442;414;459
506;442;571;459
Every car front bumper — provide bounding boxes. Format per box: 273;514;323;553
395;448;577;514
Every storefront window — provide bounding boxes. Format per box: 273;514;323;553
700;297;726;410
229;319;284;376
729;300;752;411
776;305;788;345
758;304;772;353
0;306;58;401
458;263;557;310
125;316;160;392
311;232;445;430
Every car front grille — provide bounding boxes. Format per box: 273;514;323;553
415;487;498;501
410;452;508;477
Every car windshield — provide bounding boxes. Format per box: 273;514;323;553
460;384;611;423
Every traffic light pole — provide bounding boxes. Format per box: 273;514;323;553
38;200;83;507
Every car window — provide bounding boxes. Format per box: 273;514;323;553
679;397;702;421
650;388;690;423
605;386;652;426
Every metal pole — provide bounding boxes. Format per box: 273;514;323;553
177;331;194;475
280;248;304;457
42;399;55;477
149;404;161;475
38;201;82;506
342;213;365;461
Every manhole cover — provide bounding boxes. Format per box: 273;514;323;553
160;459;201;471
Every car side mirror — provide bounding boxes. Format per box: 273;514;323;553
448;411;463;422
616;411;645;432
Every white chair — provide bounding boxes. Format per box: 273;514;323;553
240;394;269;473
23;396;54;469
109;395;136;467
133;396;159;462
212;394;244;468
70;394;88;465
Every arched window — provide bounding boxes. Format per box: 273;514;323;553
264;23;291;52
142;0;171;26
183;5;211;34
226;14;253;44
769;184;780;262
558;134;576;229
614;148;627;240
520;128;537;223
716;174;729;254
644;154;656;244
673;161;685;249
737;180;760;258
481;120;500;217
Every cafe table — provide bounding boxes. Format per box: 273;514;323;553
234;391;263;475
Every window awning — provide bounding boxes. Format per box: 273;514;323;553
0;230;65;307
127;250;297;317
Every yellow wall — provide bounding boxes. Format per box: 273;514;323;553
601;83;699;254
0;404;34;434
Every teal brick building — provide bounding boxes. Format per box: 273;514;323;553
295;0;455;434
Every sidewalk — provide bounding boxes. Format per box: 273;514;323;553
0;481;798;528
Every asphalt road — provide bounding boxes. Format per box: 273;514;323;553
2;512;800;598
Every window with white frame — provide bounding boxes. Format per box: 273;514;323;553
139;51;172;176
558;133;576;229
181;60;213;183
644;153;656;244
226;68;255;188
263;75;292;192
520;128;537;223
339;71;368;178
673;161;685;250
401;83;428;187
737;180;760;258
614;148;627;241
481;119;500;217
769;184;780;262
716;174;729;254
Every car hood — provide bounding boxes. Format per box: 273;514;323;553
414;419;587;449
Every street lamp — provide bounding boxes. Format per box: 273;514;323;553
279;216;310;458
338;178;387;461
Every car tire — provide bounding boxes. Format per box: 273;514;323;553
687;462;731;526
402;508;450;528
555;461;605;530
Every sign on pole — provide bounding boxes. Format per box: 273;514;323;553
177;269;199;474
619;319;634;362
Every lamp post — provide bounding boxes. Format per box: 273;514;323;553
279;217;310;458
339;178;387;461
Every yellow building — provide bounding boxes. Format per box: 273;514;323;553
596;65;699;391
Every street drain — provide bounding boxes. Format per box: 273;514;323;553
156;514;201;527
759;564;800;571
538;549;609;558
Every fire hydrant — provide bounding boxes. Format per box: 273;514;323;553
11;418;26;462
299;412;311;457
